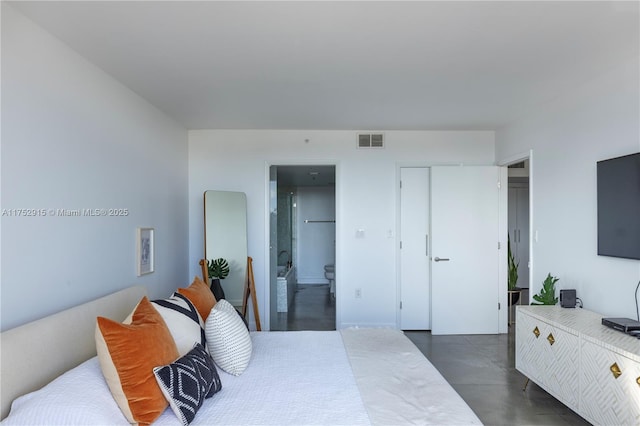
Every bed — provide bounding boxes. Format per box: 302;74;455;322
0;285;482;425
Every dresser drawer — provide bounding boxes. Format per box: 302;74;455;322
580;339;640;426
516;310;579;409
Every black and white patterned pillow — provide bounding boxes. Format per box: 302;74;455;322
154;343;222;426
152;292;206;356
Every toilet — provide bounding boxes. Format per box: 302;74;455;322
324;264;335;297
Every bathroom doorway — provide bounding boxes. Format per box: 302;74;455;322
269;165;336;331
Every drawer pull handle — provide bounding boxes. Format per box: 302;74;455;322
533;327;540;338
636;377;640;387
547;333;555;345
610;363;622;379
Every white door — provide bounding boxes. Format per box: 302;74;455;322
431;166;502;335
399;168;430;330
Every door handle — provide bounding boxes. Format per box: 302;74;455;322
434;257;450;262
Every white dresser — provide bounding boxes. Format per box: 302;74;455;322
516;306;640;425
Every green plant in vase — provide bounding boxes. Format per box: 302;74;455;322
207;258;229;300
531;273;559;305
508;234;519;291
507;234;521;305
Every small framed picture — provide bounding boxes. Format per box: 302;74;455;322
136;227;154;276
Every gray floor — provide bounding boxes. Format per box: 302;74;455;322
405;331;590;426
272;283;336;330
280;283;591;425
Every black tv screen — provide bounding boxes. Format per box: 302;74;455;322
597;152;640;260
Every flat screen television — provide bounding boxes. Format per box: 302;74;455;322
597;152;640;260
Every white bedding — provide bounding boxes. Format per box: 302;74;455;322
3;329;482;425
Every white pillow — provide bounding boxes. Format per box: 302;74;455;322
205;299;252;376
124;293;206;357
152;293;207;356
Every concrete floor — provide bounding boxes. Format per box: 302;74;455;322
405;331;590;426
280;283;591;425
272;283;336;330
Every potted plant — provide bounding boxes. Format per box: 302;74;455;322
207;258;230;300
508;234;520;305
531;273;559;305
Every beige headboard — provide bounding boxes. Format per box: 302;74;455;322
0;286;147;419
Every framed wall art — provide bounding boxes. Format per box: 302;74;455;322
136;227;154;276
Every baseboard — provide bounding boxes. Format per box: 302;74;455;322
338;322;397;330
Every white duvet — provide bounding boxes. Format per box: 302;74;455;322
3;329;481;425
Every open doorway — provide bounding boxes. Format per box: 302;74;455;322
269;165;336;331
507;158;530;323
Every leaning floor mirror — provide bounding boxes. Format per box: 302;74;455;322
204;190;248;309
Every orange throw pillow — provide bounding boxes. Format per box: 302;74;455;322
96;296;179;425
177;276;216;320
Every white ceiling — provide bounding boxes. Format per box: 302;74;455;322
10;1;639;130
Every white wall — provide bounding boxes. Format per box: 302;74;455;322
296;186;335;284
0;5;189;331
496;57;640;318
188;130;495;329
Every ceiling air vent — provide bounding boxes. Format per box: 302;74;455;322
357;133;385;149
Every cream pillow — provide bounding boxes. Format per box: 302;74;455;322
123;293;206;357
205;299;252;376
151;293;207;356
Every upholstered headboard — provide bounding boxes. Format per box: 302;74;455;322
0;286;147;419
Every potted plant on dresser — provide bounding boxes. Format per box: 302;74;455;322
531;273;559;305
207;257;230;301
